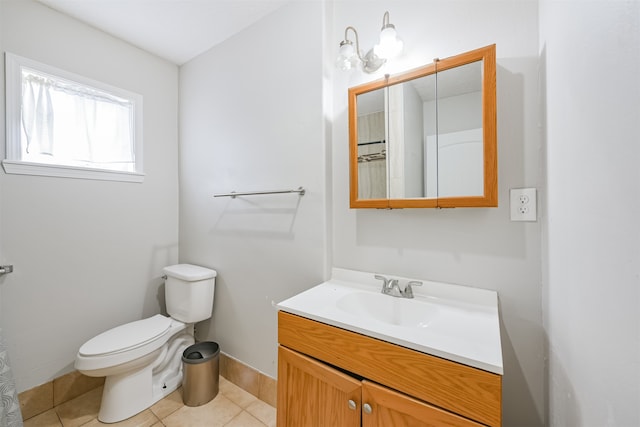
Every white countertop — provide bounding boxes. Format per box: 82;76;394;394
277;268;503;375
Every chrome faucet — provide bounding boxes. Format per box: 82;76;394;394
402;281;423;298
375;275;402;297
375;275;422;298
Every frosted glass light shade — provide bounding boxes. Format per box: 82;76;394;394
336;56;354;71
374;27;403;59
336;41;356;70
339;42;355;59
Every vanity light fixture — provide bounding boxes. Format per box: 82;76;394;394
336;11;403;73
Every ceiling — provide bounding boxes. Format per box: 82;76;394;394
36;0;290;65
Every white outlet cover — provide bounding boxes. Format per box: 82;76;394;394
510;188;537;221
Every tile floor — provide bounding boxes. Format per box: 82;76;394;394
23;376;276;427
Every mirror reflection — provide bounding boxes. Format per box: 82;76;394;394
433;60;483;198
356;88;386;199
349;44;496;209
387;73;436;200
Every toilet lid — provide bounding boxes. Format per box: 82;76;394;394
79;314;172;357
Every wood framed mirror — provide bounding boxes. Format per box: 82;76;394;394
348;44;497;208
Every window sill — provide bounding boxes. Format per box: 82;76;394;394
2;160;145;183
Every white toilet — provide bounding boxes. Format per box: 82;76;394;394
75;264;217;423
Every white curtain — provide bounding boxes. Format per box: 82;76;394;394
20;70;135;171
0;329;23;427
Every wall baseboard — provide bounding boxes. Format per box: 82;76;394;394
18;370;104;420
219;352;277;407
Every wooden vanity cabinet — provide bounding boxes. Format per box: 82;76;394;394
278;346;482;427
277;311;501;427
361;380;482;427
278;346;361;426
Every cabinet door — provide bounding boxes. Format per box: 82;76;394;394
361;381;484;427
277;346;361;427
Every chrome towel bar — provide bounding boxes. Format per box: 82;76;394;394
213;187;305;198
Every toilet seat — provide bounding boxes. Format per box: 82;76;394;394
79;314;171;357
75;314;187;375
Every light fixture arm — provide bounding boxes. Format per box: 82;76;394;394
343;26;366;63
381;11;392;30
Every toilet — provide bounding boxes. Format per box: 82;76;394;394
75;264;217;423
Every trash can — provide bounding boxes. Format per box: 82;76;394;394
182;341;220;407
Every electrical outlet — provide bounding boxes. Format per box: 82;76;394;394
510;188;537;221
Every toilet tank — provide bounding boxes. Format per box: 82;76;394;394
163;264;217;323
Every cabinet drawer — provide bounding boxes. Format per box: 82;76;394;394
278;311;501;426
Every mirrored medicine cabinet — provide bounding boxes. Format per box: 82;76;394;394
349;44;497;209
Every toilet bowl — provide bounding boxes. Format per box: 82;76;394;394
76;315;194;423
75;264;216;423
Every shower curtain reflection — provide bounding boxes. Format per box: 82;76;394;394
357;142;386;199
357;109;387;200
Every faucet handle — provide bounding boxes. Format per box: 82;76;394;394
374;274;389;291
402;280;423;298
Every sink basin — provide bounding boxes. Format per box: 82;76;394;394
276;268;504;374
336;291;439;328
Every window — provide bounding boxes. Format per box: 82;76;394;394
3;53;144;182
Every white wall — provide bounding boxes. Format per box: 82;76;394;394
0;0;180;392
540;1;640;425
5;2;637;426
332;1;543;426
178;1;328;377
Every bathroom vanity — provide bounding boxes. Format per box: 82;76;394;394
276;269;503;426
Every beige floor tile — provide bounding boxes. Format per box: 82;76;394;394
27;374;275;427
23;408;62;427
81;409;159;427
161;394;242;427
245;400;276;427
224;411;265;427
55;387;102;427
219;377;258;409
150;388;184;419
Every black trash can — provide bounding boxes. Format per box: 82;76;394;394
182;341;220;407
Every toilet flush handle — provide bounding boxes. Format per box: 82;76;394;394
0;265;14;275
